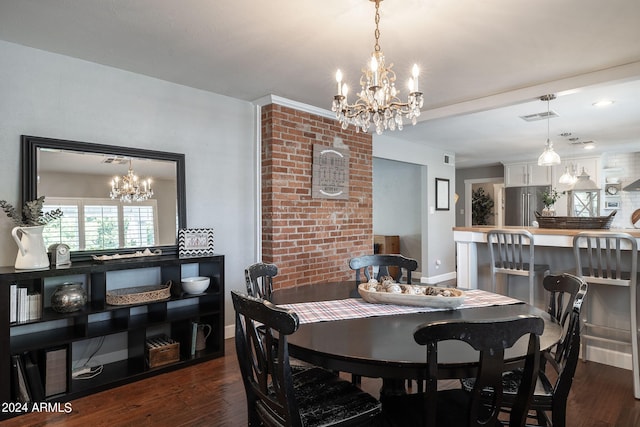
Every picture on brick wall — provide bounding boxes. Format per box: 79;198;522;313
178;228;214;258
312;144;350;200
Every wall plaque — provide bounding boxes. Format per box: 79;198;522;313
312;144;349;200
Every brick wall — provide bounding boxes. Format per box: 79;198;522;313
261;104;373;289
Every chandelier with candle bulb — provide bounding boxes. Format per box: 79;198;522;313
331;0;423;135
109;159;153;202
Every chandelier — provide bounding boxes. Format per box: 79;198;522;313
537;94;561;166
331;0;423;135
109;159;153;202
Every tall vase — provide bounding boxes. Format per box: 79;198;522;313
11;225;50;270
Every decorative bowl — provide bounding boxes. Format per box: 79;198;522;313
181;276;210;295
358;284;466;308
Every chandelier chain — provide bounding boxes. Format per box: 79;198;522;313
373;0;381;52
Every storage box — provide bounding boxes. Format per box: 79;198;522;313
145;335;180;368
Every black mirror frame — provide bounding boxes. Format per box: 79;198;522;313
21;135;187;261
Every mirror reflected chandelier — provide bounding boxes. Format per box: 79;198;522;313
109;159;153;202
331;0;423;135
537;94;561;166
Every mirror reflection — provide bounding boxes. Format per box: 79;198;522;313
23;136;186;258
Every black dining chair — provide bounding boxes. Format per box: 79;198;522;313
231;290;382;427
245;261;278;300
349;254;419;386
349;254;418;284
382;315;543;427
462;273;588;427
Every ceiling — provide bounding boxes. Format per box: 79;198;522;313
1;0;639;168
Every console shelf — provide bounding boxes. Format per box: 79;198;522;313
0;255;224;419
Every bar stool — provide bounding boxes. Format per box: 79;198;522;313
573;231;639;399
487;229;549;306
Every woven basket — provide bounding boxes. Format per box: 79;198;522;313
534;210;616;229
106;280;172;305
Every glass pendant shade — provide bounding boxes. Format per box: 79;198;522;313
558;166;576;185
538;139;561;166
537;94;560;166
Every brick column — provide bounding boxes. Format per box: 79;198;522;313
261;104;373;289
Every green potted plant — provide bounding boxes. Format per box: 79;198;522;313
0;196;63;226
541;189;561;216
0;196;63;269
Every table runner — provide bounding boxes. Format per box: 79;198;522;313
278;289;523;325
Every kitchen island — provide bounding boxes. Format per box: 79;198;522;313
454;225;640;370
454;226;640;289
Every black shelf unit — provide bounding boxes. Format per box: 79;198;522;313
0;255;224;419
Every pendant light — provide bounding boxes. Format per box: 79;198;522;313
558;165;577;185
537;94;561;166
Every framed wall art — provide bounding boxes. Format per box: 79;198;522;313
178;228;215;258
435;178;450;211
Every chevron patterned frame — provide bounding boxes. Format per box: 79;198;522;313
178;228;215;258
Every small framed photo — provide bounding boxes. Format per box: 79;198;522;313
178;228;215;258
435;178;450;211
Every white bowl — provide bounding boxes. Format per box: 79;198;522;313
181;276;210;294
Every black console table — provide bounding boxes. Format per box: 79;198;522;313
0;255;224;419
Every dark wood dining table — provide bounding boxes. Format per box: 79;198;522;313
271;281;563;383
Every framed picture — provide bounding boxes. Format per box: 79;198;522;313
178;228;215;258
435;178;450;211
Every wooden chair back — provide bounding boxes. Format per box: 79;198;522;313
548;279;587;413
414;315;543;427
232;290;301;426
543;273;587;363
245;262;278;300
349;254;418;283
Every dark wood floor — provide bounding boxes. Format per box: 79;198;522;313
5;338;640;426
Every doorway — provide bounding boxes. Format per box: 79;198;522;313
464;178;504;227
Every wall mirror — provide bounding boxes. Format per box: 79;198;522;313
22;135;186;260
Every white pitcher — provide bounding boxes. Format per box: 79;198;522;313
11;225;50;270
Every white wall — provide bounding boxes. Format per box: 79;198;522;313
373;135;456;283
0;40;257;328
373;158;422;271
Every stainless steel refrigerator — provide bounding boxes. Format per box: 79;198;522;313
504;185;550;226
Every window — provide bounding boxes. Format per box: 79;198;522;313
43;197;158;251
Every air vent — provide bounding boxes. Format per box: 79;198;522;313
519;110;560;122
444;153;455;166
567;140;595;146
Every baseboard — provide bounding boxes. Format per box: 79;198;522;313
582;343;632;370
225;324;235;340
420;271;457;285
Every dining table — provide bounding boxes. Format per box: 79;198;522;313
271;281;563;389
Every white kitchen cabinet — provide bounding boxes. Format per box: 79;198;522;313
504;162;552;187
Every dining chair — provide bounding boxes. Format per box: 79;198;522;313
382;315;544;427
349;254;418;284
245;262;278;300
572;231;639;398
461;273;588;427
231;290;382;427
349;254;419;386
487;229;550;306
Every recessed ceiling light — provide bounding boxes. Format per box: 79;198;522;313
592;100;614;107
582;141;596;150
